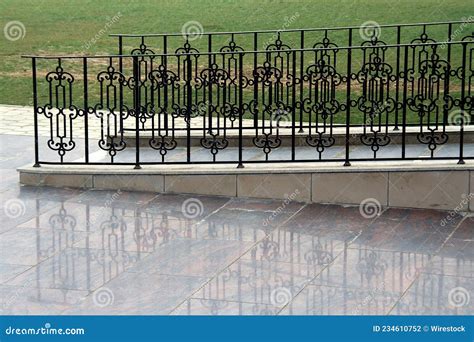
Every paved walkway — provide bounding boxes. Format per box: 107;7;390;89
3;104;473;138
2;105;472;164
0;133;473;315
0;104;266;138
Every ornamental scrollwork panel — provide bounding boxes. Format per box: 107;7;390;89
406;46;452;154
302;40;343;158
196;60;239;160
147;64;179;160
39;63;79;161
92;61;129;161
355;51;397;157
251;59;295;160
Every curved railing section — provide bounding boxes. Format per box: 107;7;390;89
24;21;474;167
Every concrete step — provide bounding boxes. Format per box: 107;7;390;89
122;125;474;147
18;161;474;212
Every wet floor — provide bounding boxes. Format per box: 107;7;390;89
0;135;473;315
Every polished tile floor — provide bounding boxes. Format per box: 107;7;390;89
1;135;473;315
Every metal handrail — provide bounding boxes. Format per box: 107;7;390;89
109;20;468;37
21;39;473;59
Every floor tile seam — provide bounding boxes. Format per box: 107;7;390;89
168;203;308;314
0;264;36;285
276;239;352;314
380;216;470;314
0;202;65;236
180;295;282;307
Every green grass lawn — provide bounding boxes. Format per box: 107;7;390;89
0;0;471;111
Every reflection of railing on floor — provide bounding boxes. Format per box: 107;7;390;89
10;199;472;315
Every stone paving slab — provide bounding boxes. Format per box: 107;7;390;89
1;131;473;315
2;189;471;316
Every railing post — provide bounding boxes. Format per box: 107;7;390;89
163;35;169;141
208;35;214;136
133;55;141;169
401;45;409;160
83;57;89;164
253;32;258;131
447;23;452;62
458;42;467;165
393;25;401;131
163;37;169;134
118;35;123;56
444;33;452;159
32;57;40;167
208;35;213;135
237;53;244;169
118;37;124;136
291;50;296;161
185;53;192;163
298;30;304;133
208;33;212;53
344;29;352;167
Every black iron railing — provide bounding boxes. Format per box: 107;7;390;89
111;20;470;55
25;21;473;168
112;20;471;132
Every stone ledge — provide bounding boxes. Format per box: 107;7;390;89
123;127;474;147
18;163;474;212
17;160;474;175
